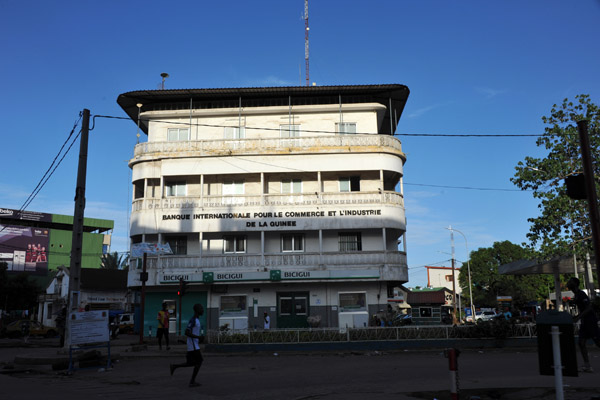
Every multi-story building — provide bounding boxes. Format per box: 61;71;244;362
117;84;410;332
0;207;113;275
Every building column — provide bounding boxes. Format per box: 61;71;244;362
261;231;265;268
317;171;322;203
200;174;204;207
261;172;265;205
380;169;384;203
199;231;203;267
382;227;387;253
319;229;323;266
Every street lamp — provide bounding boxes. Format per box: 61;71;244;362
447;226;475;322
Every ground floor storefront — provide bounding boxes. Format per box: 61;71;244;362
137;281;394;334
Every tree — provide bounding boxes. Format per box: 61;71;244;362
458;241;552;309
100;252;128;270
511;94;600;262
0;262;42;312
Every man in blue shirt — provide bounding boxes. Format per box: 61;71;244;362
170;304;204;387
567;277;600;373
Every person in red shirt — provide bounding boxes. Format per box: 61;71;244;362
157;303;170;350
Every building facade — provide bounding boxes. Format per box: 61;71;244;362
425;265;462;294
0;207;113;275
117;85;410;332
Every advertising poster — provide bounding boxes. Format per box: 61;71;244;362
0;223;49;275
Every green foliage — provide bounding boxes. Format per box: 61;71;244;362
0;262;42;312
458;241;552;308
100;252;128;270
511;94;600;261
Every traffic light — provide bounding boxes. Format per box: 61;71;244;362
565;174;587;200
177;278;188;296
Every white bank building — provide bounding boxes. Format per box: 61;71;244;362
117;84;410;332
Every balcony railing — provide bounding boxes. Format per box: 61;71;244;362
132;191;403;212
135;251;407;270
132;134;404;160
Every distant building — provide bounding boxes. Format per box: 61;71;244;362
425;265;461;294
0;207;113;275
407;287;454;325
37;267;129;327
117;84;410;332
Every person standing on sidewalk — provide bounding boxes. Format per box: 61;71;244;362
263;312;270;330
567;277;600;372
157;303;170;350
170;304;204;387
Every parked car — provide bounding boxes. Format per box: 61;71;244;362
3;320;58;338
477;311;497;321
119;313;135;334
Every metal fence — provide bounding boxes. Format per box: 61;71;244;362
207;323;538;344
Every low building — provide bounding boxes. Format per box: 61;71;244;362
407;287;454;325
37;267;129;327
0;207;113;275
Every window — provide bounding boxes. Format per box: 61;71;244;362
147;179;160;198
280;124;300;138
339;233;362;252
224;127;245;139
134;180;144;199
165;182;186;197
220;295;247;316
281;179;302;194
339;176;360;192
165;236;187;255
336;122;356;134
224;235;246;253
223;181;244;195
339;292;366;312
445;274;454;282
279;297;293;315
281;234;304;252
167;128;189;141
419;307;432;317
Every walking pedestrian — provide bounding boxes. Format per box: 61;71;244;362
170;304;204;387
567;277;600;372
263;311;270;330
157;303;170;350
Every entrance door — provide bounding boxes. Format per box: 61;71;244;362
277;292;309;328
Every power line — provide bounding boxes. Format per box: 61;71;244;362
93;114;542;138
403;182;530;192
0;114;83;236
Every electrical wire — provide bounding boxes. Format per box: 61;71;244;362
93;114;542;138
403;182;530;192
19;114;82;212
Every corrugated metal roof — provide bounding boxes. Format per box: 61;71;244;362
407;289;446;304
116;84;409;135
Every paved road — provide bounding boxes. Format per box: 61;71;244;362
1;338;600;399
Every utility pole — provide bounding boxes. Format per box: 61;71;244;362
66;109;90;346
139;253;148;344
304;0;310;86
449;226;458;324
576;120;600;283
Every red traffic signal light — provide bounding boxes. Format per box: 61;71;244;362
178;278;188;296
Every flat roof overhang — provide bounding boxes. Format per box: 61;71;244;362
117;84;409;135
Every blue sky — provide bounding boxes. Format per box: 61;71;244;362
1;0;599;287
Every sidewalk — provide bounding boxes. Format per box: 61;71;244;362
2;335;600;400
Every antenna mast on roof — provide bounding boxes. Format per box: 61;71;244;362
160;72;169;90
304;0;309;86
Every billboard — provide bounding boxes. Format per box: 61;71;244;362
0;224;49;275
0;207;52;223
